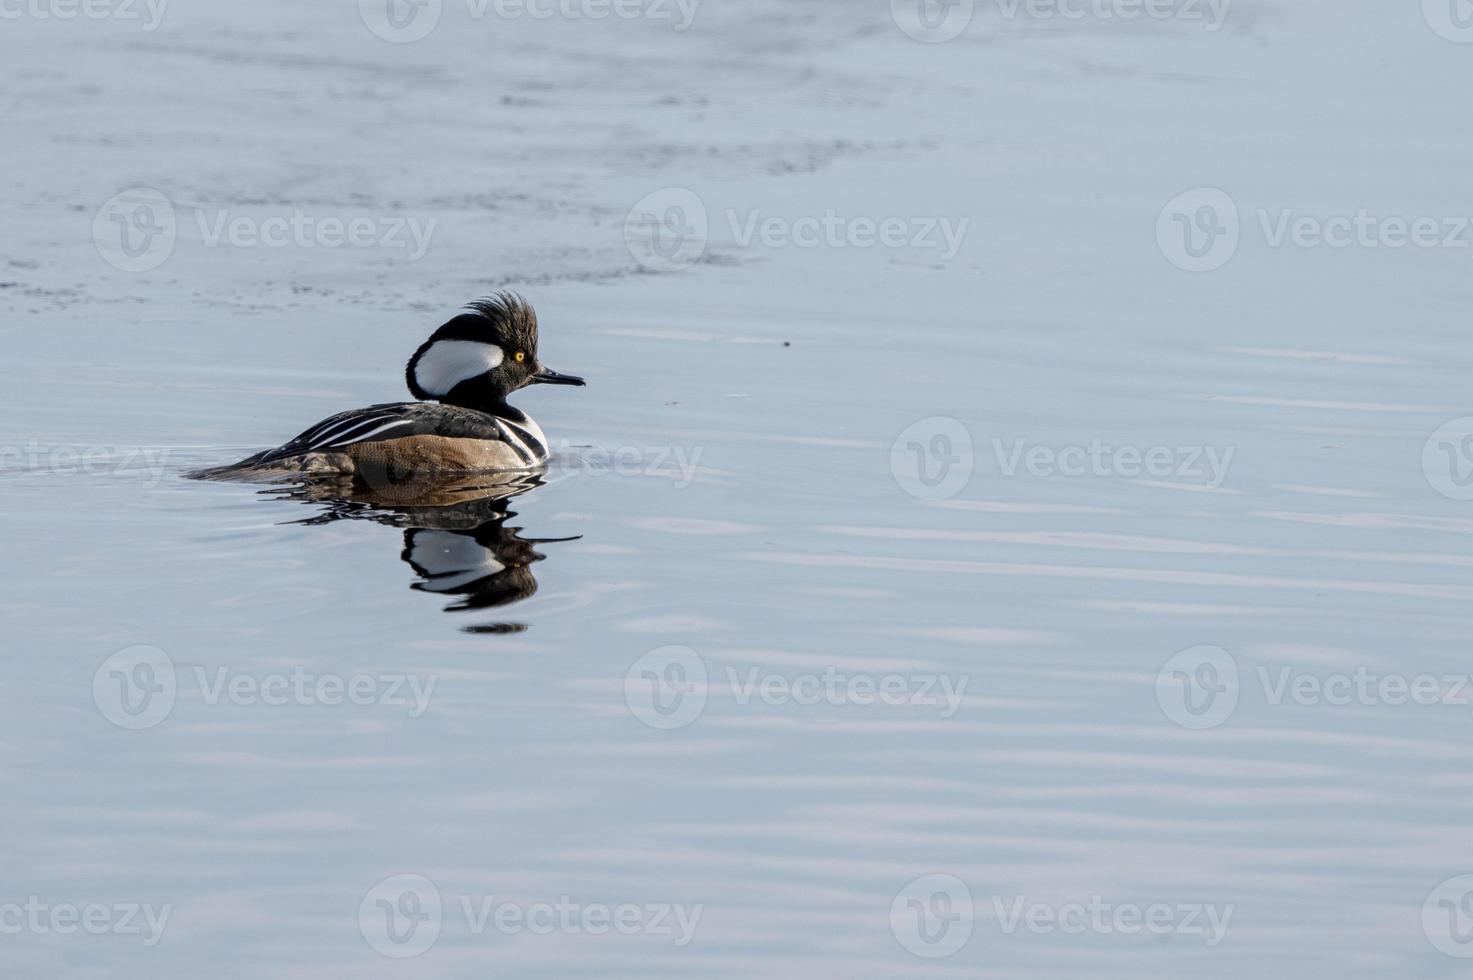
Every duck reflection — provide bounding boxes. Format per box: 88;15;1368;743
271;474;576;633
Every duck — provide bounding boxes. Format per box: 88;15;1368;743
191;292;583;482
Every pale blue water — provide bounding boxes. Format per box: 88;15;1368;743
4;1;1473;976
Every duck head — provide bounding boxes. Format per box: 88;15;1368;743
406;292;584;412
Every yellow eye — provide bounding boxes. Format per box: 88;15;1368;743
514;351;525;363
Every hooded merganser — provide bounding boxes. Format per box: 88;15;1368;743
192;293;584;481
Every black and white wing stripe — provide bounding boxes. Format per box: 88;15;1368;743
299;413;414;450
252;402;549;467
256;404;426;463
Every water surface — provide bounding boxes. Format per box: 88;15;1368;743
4;0;1473;976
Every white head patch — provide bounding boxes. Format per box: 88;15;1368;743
413;340;503;396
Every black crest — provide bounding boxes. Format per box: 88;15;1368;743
463;291;539;356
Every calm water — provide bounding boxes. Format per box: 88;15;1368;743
5;0;1473;976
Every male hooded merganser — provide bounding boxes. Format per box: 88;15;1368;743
192;292;583;481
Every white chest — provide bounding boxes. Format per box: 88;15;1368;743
497;414;549;463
